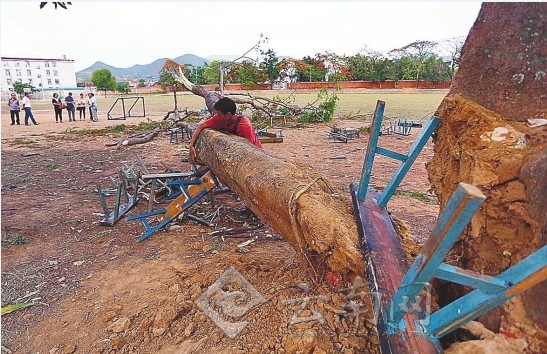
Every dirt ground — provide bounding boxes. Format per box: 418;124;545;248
1;109;441;353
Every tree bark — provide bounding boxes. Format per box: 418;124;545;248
427;2;546;332
194;129;365;277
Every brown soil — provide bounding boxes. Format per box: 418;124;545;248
2;112;439;353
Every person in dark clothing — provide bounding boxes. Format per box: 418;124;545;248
8;92;20;125
52;93;63;123
65;92;76;122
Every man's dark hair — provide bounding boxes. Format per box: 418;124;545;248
213;97;236;115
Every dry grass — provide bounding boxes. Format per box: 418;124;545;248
1;90;446;121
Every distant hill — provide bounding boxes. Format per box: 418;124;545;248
76;54;209;80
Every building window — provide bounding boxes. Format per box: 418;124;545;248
52;62;57;67
53;70;58;76
36;65;41;69
45;62;50;67
54;79;60;85
15;62;20;67
7;79;12;85
25;61;30;67
38;82;43;87
16;69;21;76
47;79;52;85
27;70;32;76
46;70;51;75
28;78;33;84
5;69;10;76
37;74;42;78
3;62;9;67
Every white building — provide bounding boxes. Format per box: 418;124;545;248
1;56;77;93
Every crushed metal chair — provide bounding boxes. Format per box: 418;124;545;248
96;170;140;226
127;167;218;242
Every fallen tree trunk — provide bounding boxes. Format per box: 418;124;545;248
194;129;365;278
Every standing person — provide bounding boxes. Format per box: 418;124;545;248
52;93;64;123
8;92;20;125
88;92;98;122
65;92;76;122
76;93;86;120
189;97;262;162
21;92;38;125
87;93;93;120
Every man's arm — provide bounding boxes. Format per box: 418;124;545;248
188;122;208;163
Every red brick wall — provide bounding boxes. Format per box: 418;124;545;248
120;80;450;94
289;80;447;90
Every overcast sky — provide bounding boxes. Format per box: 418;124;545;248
0;2;482;71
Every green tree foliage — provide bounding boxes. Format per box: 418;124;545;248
138;79;146;88
187;64;207;85
158;59;187;109
116;82;131;95
296;55;327;82
421;54;451;82
260;49;280;88
12;80;37;96
347;47;390;81
91;68;116;97
389;40;438;84
203;60;221;85
298;88;339;122
228;61;265;88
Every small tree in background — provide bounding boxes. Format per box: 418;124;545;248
158;59;187;110
228;61;265;88
116;82;131;95
12;80;37;96
389;40;438;86
91;68;116;97
138;79;146;88
203;60;221;85
260;49;280;88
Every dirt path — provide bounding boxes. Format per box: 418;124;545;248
1;113;439;353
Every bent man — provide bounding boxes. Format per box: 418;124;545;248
189;97;262;162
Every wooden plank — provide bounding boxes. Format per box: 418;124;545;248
160;171;216;221
350;183;440;354
142;172;194;180
259;137;284;143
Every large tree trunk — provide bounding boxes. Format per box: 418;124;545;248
194;129;365;278
427;2;546;334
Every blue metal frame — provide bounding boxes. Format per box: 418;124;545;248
97;170;139;226
426;246;547;338
357;100;440;207
127;170;216;242
383;183;547;343
351;100;547;353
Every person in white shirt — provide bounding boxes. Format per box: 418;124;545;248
22;92;38;125
88;92;98;122
77;93;87;120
